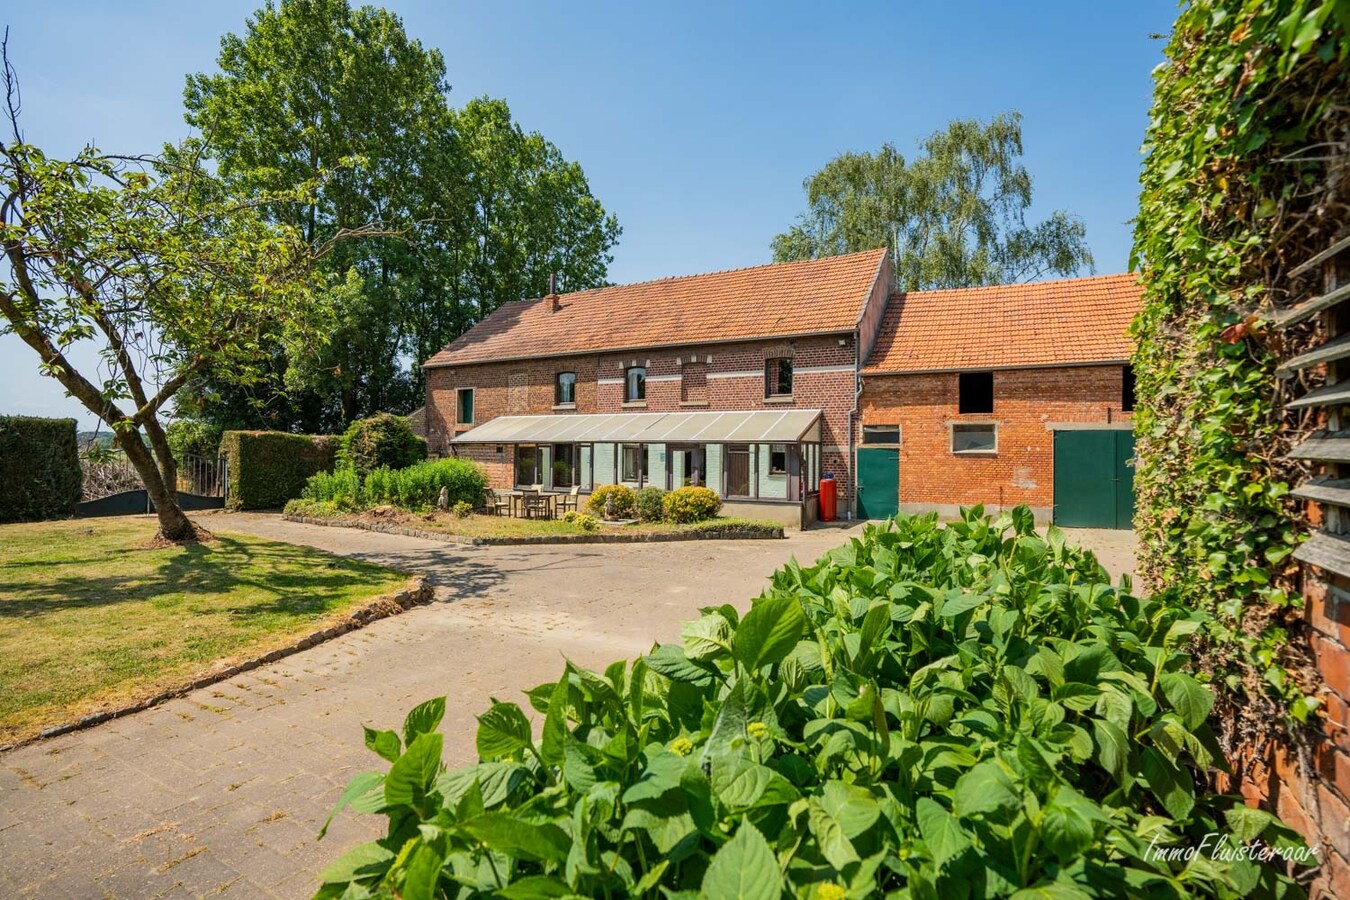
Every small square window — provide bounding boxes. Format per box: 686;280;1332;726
769;443;788;474
456;388;474;425
958;372;993;414
765;358;793;397
1122;365;1136;412
952;423;996;454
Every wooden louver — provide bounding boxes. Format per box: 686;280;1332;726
1282;237;1350;577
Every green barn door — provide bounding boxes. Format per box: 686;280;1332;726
1053;430;1134;529
1114;431;1136;529
857;448;898;520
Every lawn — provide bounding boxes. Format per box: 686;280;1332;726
285;500;784;541
0;518;410;745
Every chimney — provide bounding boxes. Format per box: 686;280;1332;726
548;272;561;312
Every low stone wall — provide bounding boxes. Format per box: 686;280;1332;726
2;576;432;752
283;513;784;545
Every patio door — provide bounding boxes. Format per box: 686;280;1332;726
552;444;575;487
726;445;751;497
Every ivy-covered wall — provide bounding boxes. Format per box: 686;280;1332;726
1134;0;1346;728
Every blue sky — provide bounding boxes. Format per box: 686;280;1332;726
0;0;1177;427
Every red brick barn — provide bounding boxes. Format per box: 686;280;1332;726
857;274;1142;525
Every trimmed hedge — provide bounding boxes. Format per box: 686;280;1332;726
338;413;426;477
221;430;336;510
0;416;82;522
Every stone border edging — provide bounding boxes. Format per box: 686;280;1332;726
1;576;433;753
282;514;785;545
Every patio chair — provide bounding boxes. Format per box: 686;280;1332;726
521;488;552;520
483;489;510;517
556;485;580;514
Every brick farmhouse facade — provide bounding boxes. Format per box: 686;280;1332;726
423;252;1142;527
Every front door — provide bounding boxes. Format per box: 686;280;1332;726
1053;430;1135;529
726;445;751;497
857;447;899;520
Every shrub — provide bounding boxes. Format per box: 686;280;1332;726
634;485;665;522
662;484;721;523
283;498;343;519
452;500;473;519
584;483;637;519
562;510;600;531
339;413;425;477
0;416;82;522
300;468;360;509
220;431;335;510
318;506;1309;898
363;458;487;511
165;419;222;460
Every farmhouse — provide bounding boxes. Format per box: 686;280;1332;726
423;249;1142;528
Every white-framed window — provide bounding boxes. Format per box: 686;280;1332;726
556;372;577;405
621;443;648;482
456;388;475;425
952;423;997;454
625;367;646;402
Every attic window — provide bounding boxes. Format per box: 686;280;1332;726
958;372;994;414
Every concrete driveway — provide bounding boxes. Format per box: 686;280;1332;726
0;515;1134;898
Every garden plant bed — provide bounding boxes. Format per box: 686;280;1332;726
282;502;785;545
0;518;421;747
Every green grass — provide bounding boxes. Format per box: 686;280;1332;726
0;518;409;744
286;499;784;540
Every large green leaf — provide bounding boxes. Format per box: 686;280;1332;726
645;643;717;686
733;595;807;670
385;732;443;809
363;726;401;764
700;821;781;900
319;771;384;839
458;812;571;863
1159;672;1214;731
953;759;1021;819
915;797;969;866
402;697;446;746
476;701;534;761
318;841;394;884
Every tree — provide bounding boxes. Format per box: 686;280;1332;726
181;0;620;432
772;113;1093;290
0;53;341;541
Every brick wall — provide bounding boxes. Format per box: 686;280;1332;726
861;364;1132;515
425;334;862;510
1216;569;1350;899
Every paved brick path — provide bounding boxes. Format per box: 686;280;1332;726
0;515;1134;898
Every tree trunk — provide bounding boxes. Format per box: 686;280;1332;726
117;432;196;542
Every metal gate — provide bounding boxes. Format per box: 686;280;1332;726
1052;430;1135;529
857;447;899;520
76;452;228;517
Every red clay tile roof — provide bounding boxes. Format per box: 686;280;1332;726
862;273;1141;374
424;248;888;367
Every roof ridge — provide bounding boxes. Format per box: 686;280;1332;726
893;272;1136;300
524;247;887;304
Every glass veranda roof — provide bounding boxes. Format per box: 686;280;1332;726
450;409;823;445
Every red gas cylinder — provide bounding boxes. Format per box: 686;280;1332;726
818;474;837;522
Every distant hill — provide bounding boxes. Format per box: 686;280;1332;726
77;430;116;451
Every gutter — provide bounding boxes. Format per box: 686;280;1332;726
423;329;858;370
860;358;1131;378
